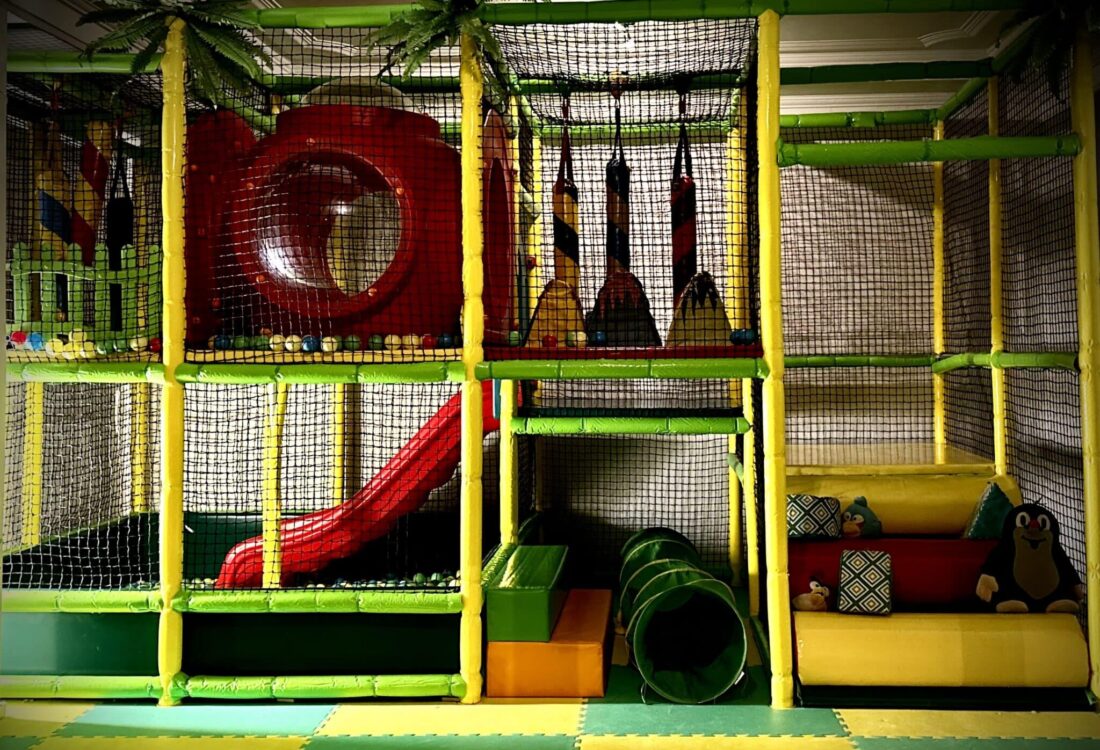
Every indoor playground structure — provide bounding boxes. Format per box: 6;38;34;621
3;0;1100;713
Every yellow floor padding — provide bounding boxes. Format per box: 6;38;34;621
786;443;993;471
317;701;583;736
785;474;1020;535
579;736;856;750
31;739;307;750
838;709;1100;739
0;701;94;737
795;612;1089;688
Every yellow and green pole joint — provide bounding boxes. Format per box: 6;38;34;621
987;78;1008;477
932;121;947;463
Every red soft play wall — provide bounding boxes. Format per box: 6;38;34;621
788;537;997;608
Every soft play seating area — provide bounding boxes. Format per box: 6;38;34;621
2;0;1099;715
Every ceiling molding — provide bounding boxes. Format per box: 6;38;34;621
779;91;949;114
918;11;996;48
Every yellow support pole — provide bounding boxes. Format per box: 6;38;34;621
932;120;947;463
742;379;760;616
757;9;793;710
988;78;1008;477
131;383;150;514
528;134;543;322
19;382;44;548
331;384;346;505
499;380;519;546
158;17;187;707
726;94;749;584
459;32;486;704
1070;29;1100;697
262;382;289;588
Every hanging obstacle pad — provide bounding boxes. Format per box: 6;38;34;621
619;528;746;703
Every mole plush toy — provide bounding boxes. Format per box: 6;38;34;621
976;503;1084;613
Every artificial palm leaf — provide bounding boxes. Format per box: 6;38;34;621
79;0;270;104
997;0;1100;97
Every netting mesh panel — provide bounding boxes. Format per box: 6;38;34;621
183;382;486;590
1005;369;1085;587
780;124;929;145
486;21;758;358
786;367;933;454
184;28;471;363
780;162;934;356
1000;67;1076;353
4;381;160;588
943;87;991;354
521;378;738;416
6;73;162;360
537;434;728;581
944;367;994;460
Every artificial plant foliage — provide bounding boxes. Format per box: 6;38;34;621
998;0;1100;97
367;0;536;107
79;0;270;103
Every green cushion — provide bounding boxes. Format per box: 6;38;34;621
964;481;1015;540
485;545;568;642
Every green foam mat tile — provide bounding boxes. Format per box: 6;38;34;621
0;738;41;750
305;736;577;749
60;704;337;737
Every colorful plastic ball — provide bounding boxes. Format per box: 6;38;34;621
507;330;521;347
149;338;163;353
321;335;341;353
542;334;558;348
401;334;419;350
438;333;454;348
259;327;273;337
421;334;437;350
26;332;45;351
384;334;402;351
233;335;250;349
453;334;463;348
729;328;757;344
113;339;130;353
592;330;608;346
213;334;232;351
573;331;588;349
284;334;303;353
302;335;321;353
207;336;218;349
365;334;384;351
45;338;65;357
565;332;577;347
9;331;28;349
269;334;286;351
251;335;269;349
130;335;149;352
69;330;88;345
344;334;363;351
94;341;112;356
54;309;67;323
77;341;97;359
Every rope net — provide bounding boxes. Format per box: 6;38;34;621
182;382;511;591
5;73;163;361
4;381;160;589
182;27;483;363
486;20;760;359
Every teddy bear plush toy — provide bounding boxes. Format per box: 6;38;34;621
976;503;1084;613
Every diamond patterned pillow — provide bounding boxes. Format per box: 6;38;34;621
787;494;842;538
838;549;893;615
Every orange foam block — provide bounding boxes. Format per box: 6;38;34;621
487;588;611;698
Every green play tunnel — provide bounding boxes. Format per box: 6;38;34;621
619;528;747;704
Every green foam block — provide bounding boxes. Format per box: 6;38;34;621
964;481;1015;540
485;545;568;642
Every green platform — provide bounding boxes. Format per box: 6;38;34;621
485;546;568;642
1;612;158;676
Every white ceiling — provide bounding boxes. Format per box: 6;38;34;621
3;0;1042;113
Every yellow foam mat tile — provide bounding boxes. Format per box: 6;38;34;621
318;700;583;736
838;710;1100;739
579;737;856;749
0;701;94;737
31;738;308;750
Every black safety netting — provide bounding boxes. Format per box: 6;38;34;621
4;381;160;589
786;367;934;463
531;433;730;584
780;158;934;357
943;86;991;354
519;378;740;417
182;382;508;591
6;73;163;361
183;27;502;363
749;378;767;628
944;367;995;461
1005;369;1086;598
485;19;760;359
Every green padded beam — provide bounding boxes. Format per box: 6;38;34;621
174;589;462;614
175;362;464;385
183;674;465;700
781;110;935;128
7;362;165;383
779;135;1081;167
512;416;751;435
786;355;935;368
477;358;764;381
933;352;1079;373
2;589;162;613
0;675;162;700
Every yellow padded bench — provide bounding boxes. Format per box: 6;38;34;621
786;473;1022;535
794;612;1089;688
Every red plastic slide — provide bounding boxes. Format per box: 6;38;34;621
215;382;498;588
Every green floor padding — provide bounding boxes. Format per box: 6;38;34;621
60;704;335;737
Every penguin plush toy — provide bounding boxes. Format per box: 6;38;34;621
976;503;1084;613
